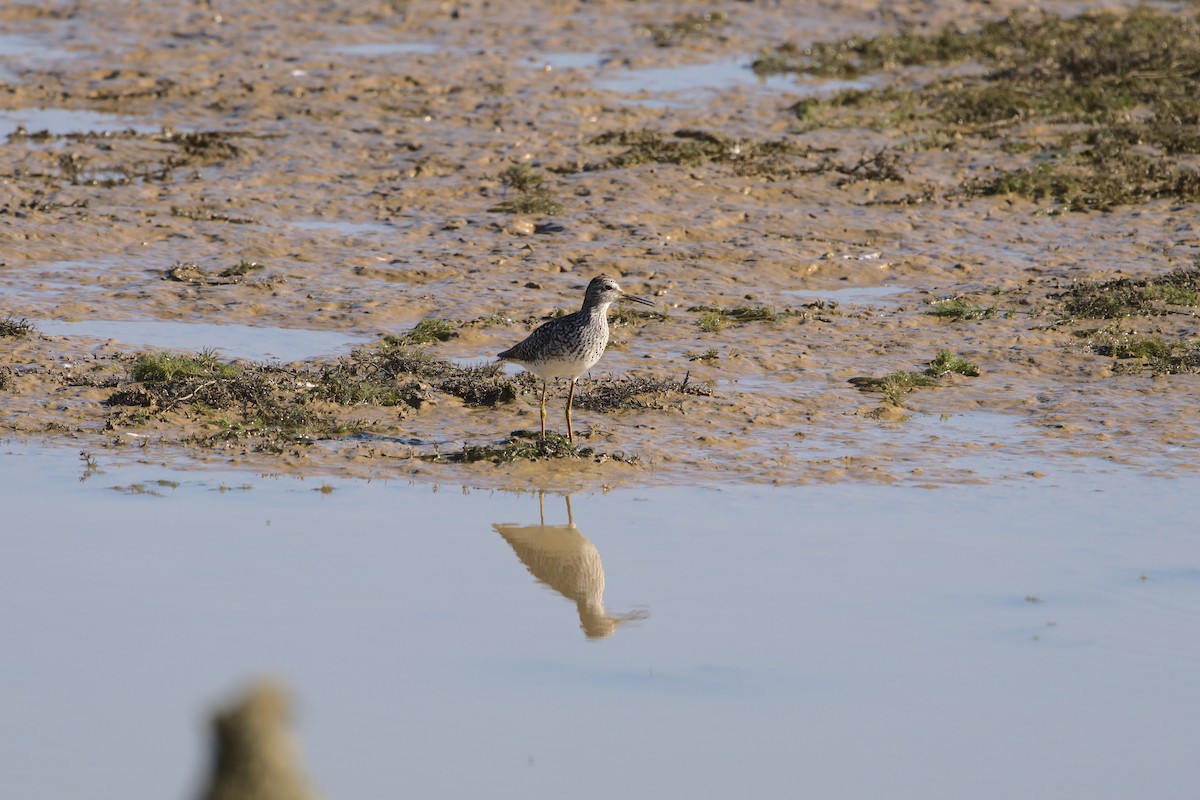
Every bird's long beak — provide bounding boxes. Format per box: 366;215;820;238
621;291;655;307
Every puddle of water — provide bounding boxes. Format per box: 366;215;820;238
284;219;395;236
334;41;444;58
37;318;369;362
789;285;909;306
0;33;77;82
0;107;157;137
2;441;1197;800
0;32;47;56
530;52;603;71
867;411;1065;479
597;58;875;99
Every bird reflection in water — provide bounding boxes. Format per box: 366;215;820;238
493;494;648;639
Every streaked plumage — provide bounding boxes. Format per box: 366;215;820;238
497;275;654;443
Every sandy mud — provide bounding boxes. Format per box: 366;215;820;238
2;0;1199;489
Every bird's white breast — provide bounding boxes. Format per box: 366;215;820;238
525;352;603;381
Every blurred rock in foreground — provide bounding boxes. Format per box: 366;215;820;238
195;680;321;800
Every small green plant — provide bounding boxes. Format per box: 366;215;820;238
849;371;938;405
499;164;544;193
698;312;725;333
723;306;779;322
401;318;456;345
927;298;998;321
926;349;980;377
489;164;564;215
849;350;979;405
131;350;240;382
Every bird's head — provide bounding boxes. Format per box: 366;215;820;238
584;275;655;309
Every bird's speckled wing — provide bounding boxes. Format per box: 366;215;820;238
497;314;577;363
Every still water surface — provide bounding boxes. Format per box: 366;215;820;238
2;442;1197;799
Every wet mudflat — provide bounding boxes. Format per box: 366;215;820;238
3;1;1200;797
3;0;1200;485
3;441;1199;800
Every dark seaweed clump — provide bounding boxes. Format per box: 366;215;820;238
1048;266;1200;376
573;373;713;412
106;351;367;451
163;260;265;285
1;316;36;337
1054;265;1200;320
101;335;703;459
1084;329;1200;375
310;342;522;409
637;11;726;48
421;431;637;465
586;128;815;177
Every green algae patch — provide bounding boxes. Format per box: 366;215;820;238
850;350;980;406
129;350;240;383
762;8;1200;210
394;318;457;345
927;298;998;321
689;304;811;332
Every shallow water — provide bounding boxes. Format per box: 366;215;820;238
597;58;783;95
596;58;874;99
533;52;606;71
36;318;370;362
0;107;157;137
332;41;444;57
0;32;78;82
284;219;396;236
2;441;1197;800
788;285;910;306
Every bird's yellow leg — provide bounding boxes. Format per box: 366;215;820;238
566;379;576;444
539;381;548;439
